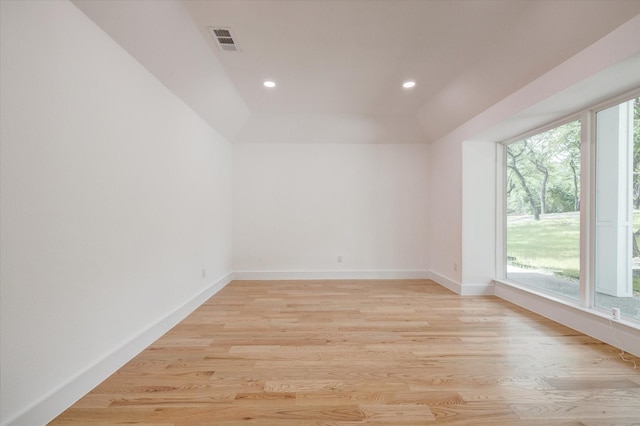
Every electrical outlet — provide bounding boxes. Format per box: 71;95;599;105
453;263;457;271
202;269;206;279
337;255;343;263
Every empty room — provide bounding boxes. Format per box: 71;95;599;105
2;0;640;424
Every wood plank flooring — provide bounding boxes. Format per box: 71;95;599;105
51;280;640;425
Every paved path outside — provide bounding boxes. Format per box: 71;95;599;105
507;266;640;320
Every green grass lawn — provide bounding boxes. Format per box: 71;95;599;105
506;211;640;292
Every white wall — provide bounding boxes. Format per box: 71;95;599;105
0;1;233;424
461;141;496;295
427;139;462;289
233;143;429;278
236;113;426;145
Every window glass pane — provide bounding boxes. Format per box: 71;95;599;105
594;97;640;320
506;120;581;300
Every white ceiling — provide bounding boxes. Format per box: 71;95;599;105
75;0;640;144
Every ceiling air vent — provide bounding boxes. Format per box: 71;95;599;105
208;27;240;52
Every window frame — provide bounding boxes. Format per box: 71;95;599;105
498;87;640;324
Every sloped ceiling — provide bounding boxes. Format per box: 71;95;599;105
72;0;250;142
74;0;640;144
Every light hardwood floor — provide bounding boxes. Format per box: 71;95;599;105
52;280;640;425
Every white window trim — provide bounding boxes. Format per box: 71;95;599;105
497;87;640;328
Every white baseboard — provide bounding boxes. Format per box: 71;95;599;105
233;270;430;281
459;281;495;296
428;272;495;296
6;272;233;426
427;271;462;294
494;280;640;358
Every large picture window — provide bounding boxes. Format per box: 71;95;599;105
503;91;640;323
506;120;581;301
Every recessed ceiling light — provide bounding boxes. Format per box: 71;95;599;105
263;80;276;88
402;81;416;89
